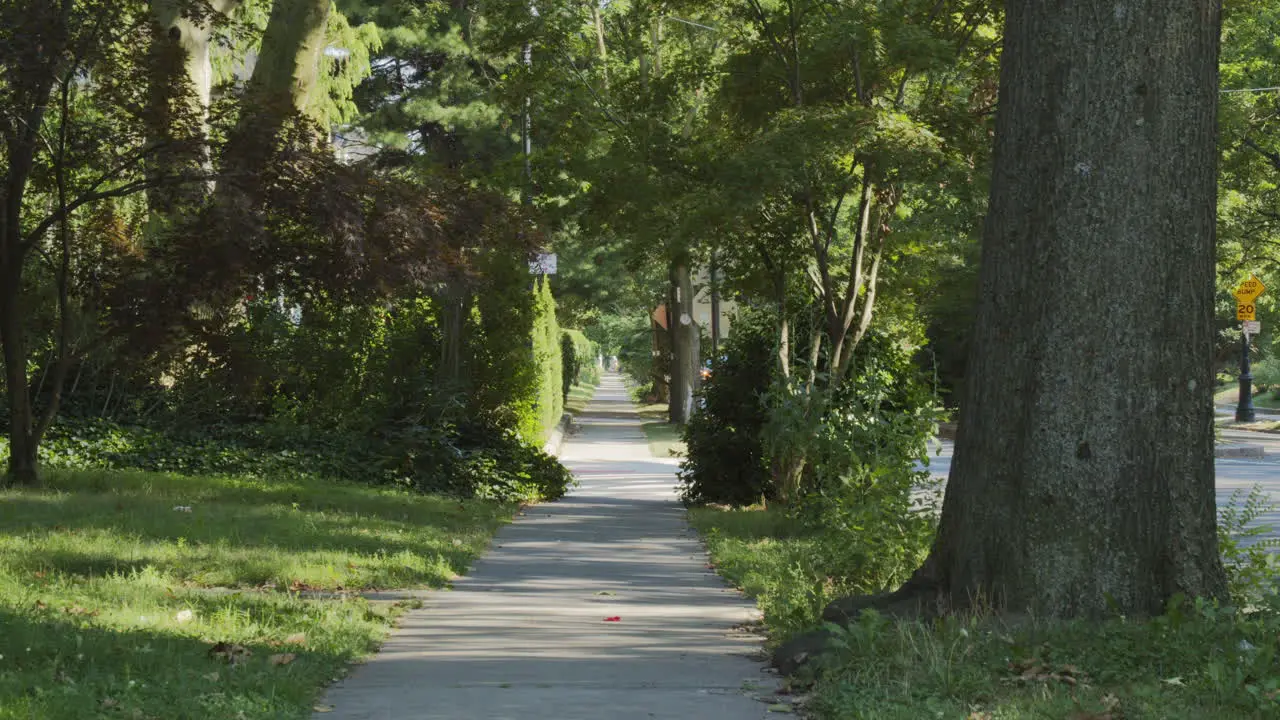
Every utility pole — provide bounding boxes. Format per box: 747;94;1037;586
710;249;720;356
1237;329;1255;423
1234;275;1266;423
521;3;537;206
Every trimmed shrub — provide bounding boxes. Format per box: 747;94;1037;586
561;328;599;398
2;415;573;503
531;276;563;442
678;309;775;506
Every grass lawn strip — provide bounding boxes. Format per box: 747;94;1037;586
690;505;1280;720
564;381;598;418
640;422;686;459
1216;385;1280;411
627;399;687;459
0;469;512;719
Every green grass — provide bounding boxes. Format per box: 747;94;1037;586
634;402;668;421
0;468;512;718
689;507;852;637
691;505;1280;720
641;422;686;459
689;507;924;638
564;381;598;417
630;400;686;459
1216;385;1280;410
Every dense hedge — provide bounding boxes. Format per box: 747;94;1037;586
3;251;578;502
531;276;564;442
0;416;573;502
561;328;599;398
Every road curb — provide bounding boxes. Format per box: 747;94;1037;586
1216;444;1265;459
543;412;572;457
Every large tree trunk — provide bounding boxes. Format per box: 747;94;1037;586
248;0;332;120
214;0;332;250
437;282;470;390
146;0;241;212
908;0;1226;619
149;0;228;111
592;2;608;88
221;0;331;174
776;0;1228;671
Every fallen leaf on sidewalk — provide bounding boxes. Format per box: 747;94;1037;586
313;705;334;713
603;616;621;622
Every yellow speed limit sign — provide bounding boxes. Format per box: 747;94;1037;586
1239;303;1257;321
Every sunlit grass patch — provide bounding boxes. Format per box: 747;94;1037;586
565;382;598;417
0;468;513;718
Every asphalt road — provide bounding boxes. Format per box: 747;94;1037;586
919;433;1280;543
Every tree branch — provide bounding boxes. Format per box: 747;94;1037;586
1243;137;1280;174
25;171;222;249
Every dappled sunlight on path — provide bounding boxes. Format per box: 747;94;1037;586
314;374;778;719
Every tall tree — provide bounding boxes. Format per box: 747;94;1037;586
820;0;1228;626
0;0;194;484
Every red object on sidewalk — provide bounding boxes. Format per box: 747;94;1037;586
603;616;621;622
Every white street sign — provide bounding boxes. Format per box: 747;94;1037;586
1244;320;1262;335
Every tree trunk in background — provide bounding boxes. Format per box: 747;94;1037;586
437;283;469;391
592;2;608;88
0;274;38;486
222;0;331;172
666;265;681;421
247;0;332;120
215;0;331;240
150;0;242;112
668;260;698;425
841;0;1226;620
146;0;241;214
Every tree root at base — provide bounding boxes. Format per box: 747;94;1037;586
771;569;943;675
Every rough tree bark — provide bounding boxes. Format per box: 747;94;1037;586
146;0;241;210
0;277;37;485
777;0;1226;669
592;1;608;88
150;0;242;112
667;259;700;425
221;0;332;172
213;0;332;245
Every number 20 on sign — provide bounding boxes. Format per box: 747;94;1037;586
1235;274;1266;320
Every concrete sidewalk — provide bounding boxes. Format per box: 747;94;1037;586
314;374;777;719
